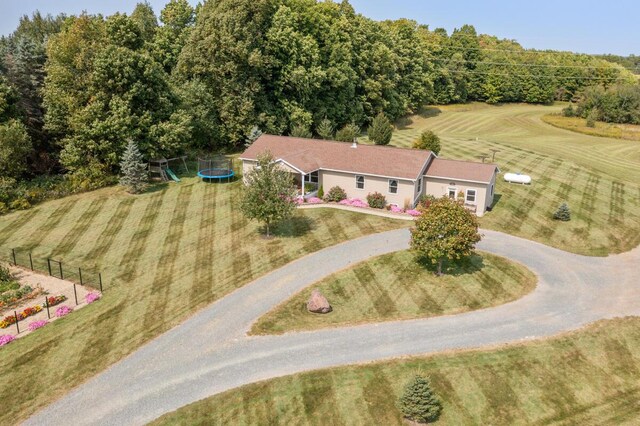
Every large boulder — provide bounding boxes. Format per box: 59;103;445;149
307;289;332;314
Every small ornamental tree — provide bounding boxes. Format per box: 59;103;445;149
553;202;571;221
290;123;312;138
413;130;441;155
398;375;442;424
245;126;263;147
368;112;393;145
410;197;481;275
240;152;298;237
335;123;360;142
586;109;598;128
119;139;148;194
317;185;324;199
562;102;575;117
316;118;334;140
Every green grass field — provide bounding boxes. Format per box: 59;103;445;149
363;103;640;256
153;317;640;426
0;178;407;424
251;250;536;335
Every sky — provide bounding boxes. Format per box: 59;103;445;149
1;0;638;56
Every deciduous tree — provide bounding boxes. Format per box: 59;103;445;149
410;197;481;275
413;130;441;154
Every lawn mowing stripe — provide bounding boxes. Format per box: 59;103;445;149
240;381;278;425
428;371;477;424
116;191;166;284
471;366;526;424
82;197;136;263
361;367;401;424
190;183;218;307
603;337;640;377
50;197;109;258
230;189;254;285
0;208;40;247
141;185;194;335
352;263;398;318
579;172;601;228
12;200;76;251
300;371;343;425
76;302;126;368
386;253;445;315
608;181;626;224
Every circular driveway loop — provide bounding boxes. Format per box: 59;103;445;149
25;228;640;425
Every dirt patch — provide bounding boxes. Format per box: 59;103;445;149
0;265;101;339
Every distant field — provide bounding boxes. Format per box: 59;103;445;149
0;179;407;424
542;114;640;142
251;250;536;335
364;103;640;255
153;317;640;425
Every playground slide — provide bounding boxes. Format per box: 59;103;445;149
166;168;180;182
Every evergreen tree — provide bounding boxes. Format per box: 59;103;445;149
240;152;298;237
335;123;360;142
368;112;393;145
398;375;442;423
316;118;334;140
119;139;148;194
553;202;571;221
413;130;441;155
290;123;312;138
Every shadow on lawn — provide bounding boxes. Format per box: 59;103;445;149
270;215;315;238
417;253;486;277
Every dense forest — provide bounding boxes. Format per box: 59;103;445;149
0;0;637;209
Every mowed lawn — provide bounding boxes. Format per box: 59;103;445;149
0;178;407;424
364;103;640;256
153;317;640;426
251;250;536;334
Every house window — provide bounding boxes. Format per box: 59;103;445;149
416;177;423;194
448;187;456;199
490;184;494;197
356;175;365;189
309;171;319;184
389;179;398;194
466;189;477;203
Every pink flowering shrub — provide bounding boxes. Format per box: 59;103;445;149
390;205;404;213
28;320;48;331
306;197;323;204
294;197;304;205
339;198;368;208
86;292;101;304
55;305;73;317
0;334;15;346
406;209;421;217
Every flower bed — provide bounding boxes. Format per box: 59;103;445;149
86;292;101;304
28;320;48;331
55;305;73;317
0;334;15;346
0;304;43;328
390;205;404;213
339;198;369;208
45;294;67;307
306;197;323;204
406;209;421;217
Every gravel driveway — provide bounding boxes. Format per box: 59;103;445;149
24;228;640;426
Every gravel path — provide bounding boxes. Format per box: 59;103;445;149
24;228;640;426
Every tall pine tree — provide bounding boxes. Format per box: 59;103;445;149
119;139;148;194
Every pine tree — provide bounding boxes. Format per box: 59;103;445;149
398;375;442;423
553;202;571;221
316;118;334;140
119;139;148;194
290;123;312;138
335;123;360;142
368;112;393;145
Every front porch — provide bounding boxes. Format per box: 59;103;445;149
292;170;319;198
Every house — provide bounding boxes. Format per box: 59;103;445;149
240;134;499;217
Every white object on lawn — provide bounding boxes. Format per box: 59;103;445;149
504;173;532;184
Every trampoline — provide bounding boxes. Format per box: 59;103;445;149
197;157;235;182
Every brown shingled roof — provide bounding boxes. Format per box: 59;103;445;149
425;158;499;183
241;134;433;180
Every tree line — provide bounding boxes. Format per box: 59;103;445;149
0;0;637;193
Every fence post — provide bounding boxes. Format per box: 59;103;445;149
73;283;78;306
47;259;52;276
14;311;19;334
59;262;63;280
29;253;33;270
45;297;50;319
99;273;103;292
11;249;16;266
79;268;83;286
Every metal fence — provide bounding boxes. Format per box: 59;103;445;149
5;248;104;292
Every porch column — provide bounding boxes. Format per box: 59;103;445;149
301;173;305;196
